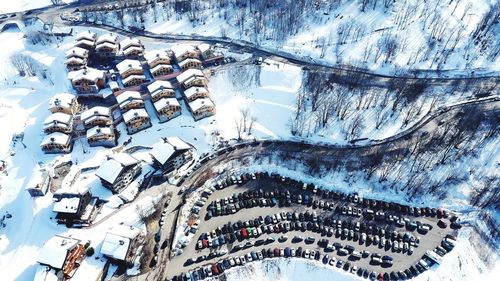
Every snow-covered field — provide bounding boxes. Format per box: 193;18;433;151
0;0;75;14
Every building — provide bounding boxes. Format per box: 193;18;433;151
117;59;146;87
176;68;208;89
171;44;199;62
109;81;120;93
95;153;142;193
150;63;174;77
183;86;209;102
65;47;89;71
100;224;144;265
48;93;78;115
95;33;119;58
150;137;194;176
80;106;113;129
122;108;151;134
41;132;72;154
154;98;181;123
145;50;171;68
116;90;144;112
120;37;145;57
43;112;73;134
25;168;51;197
74;30;96;50
67;67;106;95
197;43;213;60
147;80;175;102
178;58;202;71
36;235;85;281
187;98;216;121
52;186;97;225
87;126;116;147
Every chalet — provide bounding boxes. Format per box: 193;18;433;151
116;90;144;112
96;153;142;193
145;50;171;68
25;168;51;197
187;98;216;121
65;47;88;70
74;30;96;50
35;235;85;281
67;67;106;95
154;98;181;123
48;93;78;115
120;37;145;57
171;44;199;62
87;126;116;147
183;86;209;102
197;43;213;60
43;112;73;134
122;74;147;87
176;68;208;89
81;106;113;128
150;137;194;175
100;224;144;265
150;63;174;77
147;80;175;102
41;132;72;154
122;108;152;134
178;58;202;71
117;59;143;79
52;186;97;225
96;33;119;58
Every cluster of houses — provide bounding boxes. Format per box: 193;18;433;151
176;69;215;121
40;93;78;154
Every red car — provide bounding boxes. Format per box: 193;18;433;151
274;225;280;233
241;228;248;238
274;248;280;257
202;239;208;248
212;263;219;275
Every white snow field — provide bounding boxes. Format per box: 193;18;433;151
0;0;76;14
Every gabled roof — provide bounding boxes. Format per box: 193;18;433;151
178;58;201;68
184;86;208;99
122;108;149;123
150;137;192;165
147;80;173;95
67;67;105;83
44;112;72;126
75;38;95;48
116;59;142;75
87;126;113;138
96;33;118;45
37;235;80;269
49;93;75;110
65;47;88;59
53;196;81;214
75;30;96;41
41;132;70;146
171;44;196;57
65;57;85;65
176;68;205;84
144;51;170;65
116;91;142;106
122;74;146;85
123;46;144;56
154;97;180;112
95;42;118;51
100;225;142;261
120;37;142;50
81;106;111;122
96;153;139;184
197;43;211;53
150;63;173;74
188;98;215;112
166;136;192;150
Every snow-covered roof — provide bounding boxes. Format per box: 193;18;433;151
49;93;75;110
116;59;142;75
144;51;170;64
116;91;142;105
184;86;208;99
75;30;96;41
65;47;88;58
171;44;196;57
120;37;142;49
87;126;113;138
81;106;111;122
109;80;119;90
178;58;201;68
41;132;70;146
95;42;118;51
122;108;149;123
68;67;104;82
150;137;191;164
37;235;80;269
122;74;146;85
154;97;180;112
96;33;118;45
176;68;205;84
147;80;173;94
166;136;191;150
44;112;72;126
100;224;142;260
197;43;211;53
65;57;85;65
150;63;173;74
53;196;81;214
96;153;139;184
188;98;215;112
123;46;144;56
75;38;94;48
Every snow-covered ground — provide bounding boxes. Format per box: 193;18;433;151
0;0;75;14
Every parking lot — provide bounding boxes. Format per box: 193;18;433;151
165;173;459;280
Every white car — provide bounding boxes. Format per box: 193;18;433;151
240;255;246;265
304;249;310;259
310;250;316;259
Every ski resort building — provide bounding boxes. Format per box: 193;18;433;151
80;106;113;129
74;30;96;50
65;46;89;71
116;90;145;112
43;112;73;134
95;33;119;58
176;68;208;89
122;108;152;134
41;132;72;154
120;37;145;58
153;97;181;123
35;235;85;281
100;224;145;265
95;153;142;193
48;93;78;115
86;126;116;148
67;67;106;96
147;80;176;102
150;137;194;176
187;98;216;121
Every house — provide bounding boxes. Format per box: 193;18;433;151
41;132;72;154
150;63;174;77
145;50;171;68
48;93;78;115
150;137;194;175
36;235;85;280
43;112;73;134
74;30;96;49
25;168;51;197
122;108;151;134
87;126;116;147
116;90;144;112
171;44;199;62
183;86;209;102
80;106;113;128
96;33;119;58
120;37;145;57
100;224;144;265
147;80;175;102
95;153;142;193
67;67;106;95
187;98;216;121
176;68;208;89
117;59;146;87
52;186;97;225
122;74;147;87
154;98;181;123
197;43;213;60
65;47;89;70
178;58;202;71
